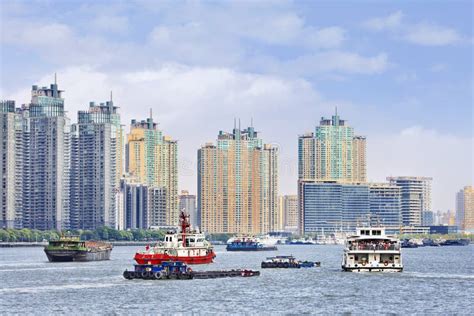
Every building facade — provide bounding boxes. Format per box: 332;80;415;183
279;195;298;233
70;101;122;230
387;176;432;227
456;186;474;232
179;190;198;229
21;83;71;230
0;100;23;228
299;180;402;234
298;111;366;182
126;115;178;226
368;183;402;231
198;125;279;234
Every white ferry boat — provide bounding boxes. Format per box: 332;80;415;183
342;227;403;272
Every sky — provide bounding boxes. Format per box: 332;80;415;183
1;0;473;212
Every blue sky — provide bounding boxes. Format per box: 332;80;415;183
1;0;472;212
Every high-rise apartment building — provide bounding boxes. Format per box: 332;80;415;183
198;124;279;234
456;186;474;232
118;177;167;230
279;195;298;233
387;176;432;227
299;180;402;234
126;115;178;226
0;100;23;228
179;190;198;228
352;136;367;182
22;82;71;230
70;100;123;230
298;111;366;182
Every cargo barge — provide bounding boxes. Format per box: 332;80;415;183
123;261;260;280
44;236;112;262
261;255;321;268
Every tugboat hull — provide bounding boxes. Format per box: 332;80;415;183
134;251;215;265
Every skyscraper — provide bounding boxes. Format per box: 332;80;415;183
298;111;367;182
22;82;71;230
198;124;279;234
126;114;178;226
0;100;22;228
70;100;123;230
456;186;474;232
387;176;432;227
179;190;197;228
352;136;367;182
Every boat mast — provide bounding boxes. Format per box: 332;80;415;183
179;209;190;247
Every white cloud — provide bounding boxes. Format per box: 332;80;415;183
405;23;462;46
430;63;448;72
285;51;389;75
363;11;403;31
307;27;346;49
369;126;473;211
363;11;465;46
91;15;129;34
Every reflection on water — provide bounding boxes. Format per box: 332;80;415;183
1;245;473;314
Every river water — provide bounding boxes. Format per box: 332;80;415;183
1;245;473;315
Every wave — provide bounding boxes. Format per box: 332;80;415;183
0;282;125;294
404;272;474;280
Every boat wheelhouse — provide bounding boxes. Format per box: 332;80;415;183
134;210;216;265
342;227;403;272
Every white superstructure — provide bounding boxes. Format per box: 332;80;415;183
342;227;403;272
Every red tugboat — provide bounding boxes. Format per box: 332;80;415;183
134;210;216;265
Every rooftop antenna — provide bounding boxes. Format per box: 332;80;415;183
335;106;338;117
238;118;241;130
234;117;236;129
54;72;57;85
110;90;113;102
150;108;153;120
251;117;254;128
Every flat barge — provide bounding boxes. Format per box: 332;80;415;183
261;255;321;268
123;261;259;280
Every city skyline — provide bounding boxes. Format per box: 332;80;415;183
1;0;473;213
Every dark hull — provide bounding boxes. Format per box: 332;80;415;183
45;249;112;262
226;246;277;251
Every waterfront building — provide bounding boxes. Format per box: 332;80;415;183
387;176;432;227
126;114;178;226
298;111;367;182
368;183;402;231
456;186;474;232
400;226;430;234
429;225;458;235
70;100;123;230
179;190;198;229
0;100;23;228
198;124;279;234
279;195;298;233
299;180;402;234
21;82;71;230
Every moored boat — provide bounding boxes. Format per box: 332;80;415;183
342;227;403;272
44;236;112;262
226;236;277;251
134;210;216;265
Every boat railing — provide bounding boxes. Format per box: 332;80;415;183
348;242;400;251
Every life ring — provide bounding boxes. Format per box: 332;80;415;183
384;261;389;266
361;262;366;266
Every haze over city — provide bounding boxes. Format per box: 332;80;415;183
1;0;472;212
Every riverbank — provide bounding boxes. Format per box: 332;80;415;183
0;241;160;248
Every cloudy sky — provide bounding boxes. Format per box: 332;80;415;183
1;0;472;212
